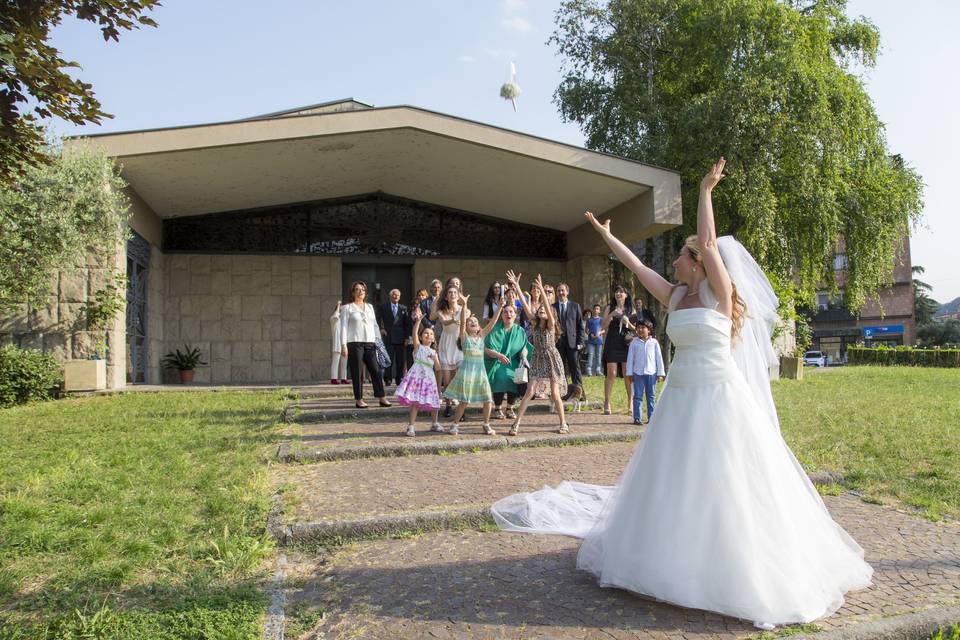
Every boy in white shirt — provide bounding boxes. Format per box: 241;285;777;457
626;319;665;425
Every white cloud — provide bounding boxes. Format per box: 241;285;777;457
482;47;518;59
501;16;532;33
502;0;528;11
457;55;477;63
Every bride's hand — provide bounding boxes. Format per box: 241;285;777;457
584;211;611;235
700;157;726;192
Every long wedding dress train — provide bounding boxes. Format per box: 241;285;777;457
491;280;873;625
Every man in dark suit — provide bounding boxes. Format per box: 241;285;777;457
554;282;585;393
418;279;443;330
377;288;411;385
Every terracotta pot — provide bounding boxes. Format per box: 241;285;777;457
179;369;195;384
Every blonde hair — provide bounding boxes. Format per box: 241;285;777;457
680;235;746;340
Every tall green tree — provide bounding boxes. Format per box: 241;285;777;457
0;1;159;181
552;0;923;311
912;265;940;327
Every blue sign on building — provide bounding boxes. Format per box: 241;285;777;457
863;325;904;338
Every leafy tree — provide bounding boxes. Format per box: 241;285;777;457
0;143;130;312
0;1;159;181
917;320;960;348
912;265;940;327
552;0;924;311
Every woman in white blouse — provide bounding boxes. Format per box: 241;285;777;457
340;281;391;408
329;301;348;385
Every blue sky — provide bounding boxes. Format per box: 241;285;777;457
47;0;960;302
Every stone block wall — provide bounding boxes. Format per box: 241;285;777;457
144;246;166;384
0;251;126;388
162;254;340;384
565;255;611;310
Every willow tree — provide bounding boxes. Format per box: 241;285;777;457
552;0;923;311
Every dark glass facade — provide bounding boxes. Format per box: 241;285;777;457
163;192;566;260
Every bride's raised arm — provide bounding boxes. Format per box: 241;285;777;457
696;158;734;317
583;212;673;306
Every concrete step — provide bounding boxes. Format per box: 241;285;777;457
279;412;640;462
285;397;605;423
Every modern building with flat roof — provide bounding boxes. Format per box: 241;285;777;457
5;99;682;387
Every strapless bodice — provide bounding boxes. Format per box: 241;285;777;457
665;308;739;386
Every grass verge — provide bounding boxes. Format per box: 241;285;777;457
0;390;286;638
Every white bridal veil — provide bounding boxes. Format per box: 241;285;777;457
716;235;782;431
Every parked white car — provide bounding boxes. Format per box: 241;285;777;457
803;350;828;367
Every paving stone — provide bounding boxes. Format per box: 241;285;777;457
274;441;638;522
283;495;960;639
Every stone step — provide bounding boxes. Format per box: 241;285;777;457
292;383;398;400
279;412;641;462
285;397;605;423
279;494;960;639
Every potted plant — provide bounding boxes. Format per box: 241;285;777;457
161;345;207;383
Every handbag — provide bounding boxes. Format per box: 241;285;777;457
513;363;529;384
374;337;392;369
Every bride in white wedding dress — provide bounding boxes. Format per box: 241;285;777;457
491;158;873;628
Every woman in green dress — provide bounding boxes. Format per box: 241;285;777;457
484;302;533;421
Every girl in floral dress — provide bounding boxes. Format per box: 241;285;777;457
505;271;569;435
443;292;504;436
394;308;443;437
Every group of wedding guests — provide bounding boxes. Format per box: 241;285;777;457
331;272;667;435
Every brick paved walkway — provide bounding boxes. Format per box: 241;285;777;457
274;440;636;521
282;495;960;639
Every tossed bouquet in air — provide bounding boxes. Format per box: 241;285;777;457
500;61;521;112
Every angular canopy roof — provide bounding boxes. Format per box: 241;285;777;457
75;99;682;254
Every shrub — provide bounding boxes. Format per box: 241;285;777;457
0;344;62;407
848;345;960;368
0;143;130;312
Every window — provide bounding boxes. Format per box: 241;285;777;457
816;291;829;311
833;253;848;270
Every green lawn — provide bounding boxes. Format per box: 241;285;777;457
584;366;960;520
0;390;287;639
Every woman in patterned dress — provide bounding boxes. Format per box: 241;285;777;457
505;270;569;435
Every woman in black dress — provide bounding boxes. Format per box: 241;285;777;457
601;285;636;415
